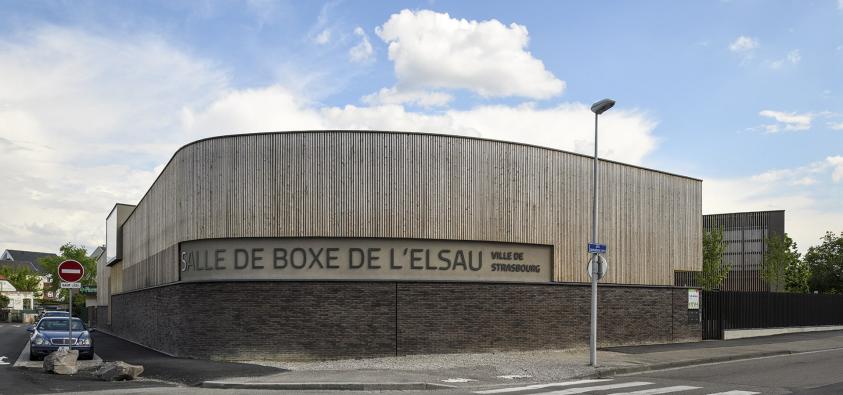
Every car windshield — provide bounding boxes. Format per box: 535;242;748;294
38;319;84;331
44;312;69;317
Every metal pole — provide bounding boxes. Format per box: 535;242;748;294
68;288;72;348
590;112;599;367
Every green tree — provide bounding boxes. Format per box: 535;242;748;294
696;227;730;290
39;243;98;302
0;293;9;309
0;266;43;297
761;233;801;292
784;259;811;293
805;231;843;294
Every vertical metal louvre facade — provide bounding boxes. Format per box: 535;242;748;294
676;210;784;292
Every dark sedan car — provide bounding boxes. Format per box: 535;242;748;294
27;317;94;360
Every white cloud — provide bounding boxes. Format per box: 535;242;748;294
362;87;453;107
349;26;373;63
768;49;801;69
829;156;843;182
787;49;801;64
729;36;759;53
758;110;812;132
182;92;657;164
314;29;331;45
829;121;843;130
839;0;843;10
0;25;658;253
374;9;564;99
0;27;226;252
703;156;843;252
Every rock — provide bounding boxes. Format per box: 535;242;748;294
95;361;144;381
43;348;79;375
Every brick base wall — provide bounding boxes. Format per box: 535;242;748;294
107;282;701;360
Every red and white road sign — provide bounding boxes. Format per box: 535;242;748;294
57;260;84;283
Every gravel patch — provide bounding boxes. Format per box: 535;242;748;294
237;348;635;382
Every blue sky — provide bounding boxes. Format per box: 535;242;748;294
0;0;840;253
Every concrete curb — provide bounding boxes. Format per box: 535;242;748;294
14;340;104;370
201;381;455;390
590;350;793;378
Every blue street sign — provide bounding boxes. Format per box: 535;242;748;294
587;243;607;254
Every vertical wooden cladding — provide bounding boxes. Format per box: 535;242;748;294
118;131;702;292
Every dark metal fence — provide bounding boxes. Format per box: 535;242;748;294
701;291;843;340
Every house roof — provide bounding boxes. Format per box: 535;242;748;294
2;250;57;266
0;259;46;275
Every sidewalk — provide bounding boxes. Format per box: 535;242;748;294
203;329;843;390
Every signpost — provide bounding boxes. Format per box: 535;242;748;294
586;254;608;280
58;260;84;349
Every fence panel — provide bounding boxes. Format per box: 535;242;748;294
701;291;843;340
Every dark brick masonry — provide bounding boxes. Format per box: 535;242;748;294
103;282;700;361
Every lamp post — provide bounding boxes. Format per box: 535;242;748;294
589;98;615;367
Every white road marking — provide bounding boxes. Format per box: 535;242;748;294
0;356;9;365
443;378;476;383
541;382;653;395
609;385;701;394
497;374;533;379
707;392;760;395
474;379;612;394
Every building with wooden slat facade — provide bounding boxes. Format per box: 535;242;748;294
95;131;703;360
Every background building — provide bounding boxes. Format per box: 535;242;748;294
0;249;59;301
96;131;703;360
675;210;785;292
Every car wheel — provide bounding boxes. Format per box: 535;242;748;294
29;350;38;361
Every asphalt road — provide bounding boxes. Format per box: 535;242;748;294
0;323;281;394
629;346;843;394
0;322;166;394
91;330;282;385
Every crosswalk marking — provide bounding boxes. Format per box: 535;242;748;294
474;379;612;394
542;382;653;395
609;385;701;395
707;392;760;395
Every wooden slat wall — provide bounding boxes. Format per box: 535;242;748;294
118;131;702;291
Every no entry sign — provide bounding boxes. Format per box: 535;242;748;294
57;260;84;283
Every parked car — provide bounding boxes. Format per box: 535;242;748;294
26;317;95;360
38;311;70;321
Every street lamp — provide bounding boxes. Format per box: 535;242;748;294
589;98;614;367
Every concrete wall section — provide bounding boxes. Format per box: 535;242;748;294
106;282;700;360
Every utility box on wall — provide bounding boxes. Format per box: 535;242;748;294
106;203;136;265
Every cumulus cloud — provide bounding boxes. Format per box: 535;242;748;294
314;29;331;45
758;110;812;132
362;87;454;108
0;27;226;251
349;27;373;63
374;9;564;99
0;25;657;253
729;36;759;53
180;90;658;164
769;49;801;69
703;156;843;252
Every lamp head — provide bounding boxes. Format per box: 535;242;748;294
590;99;616;115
